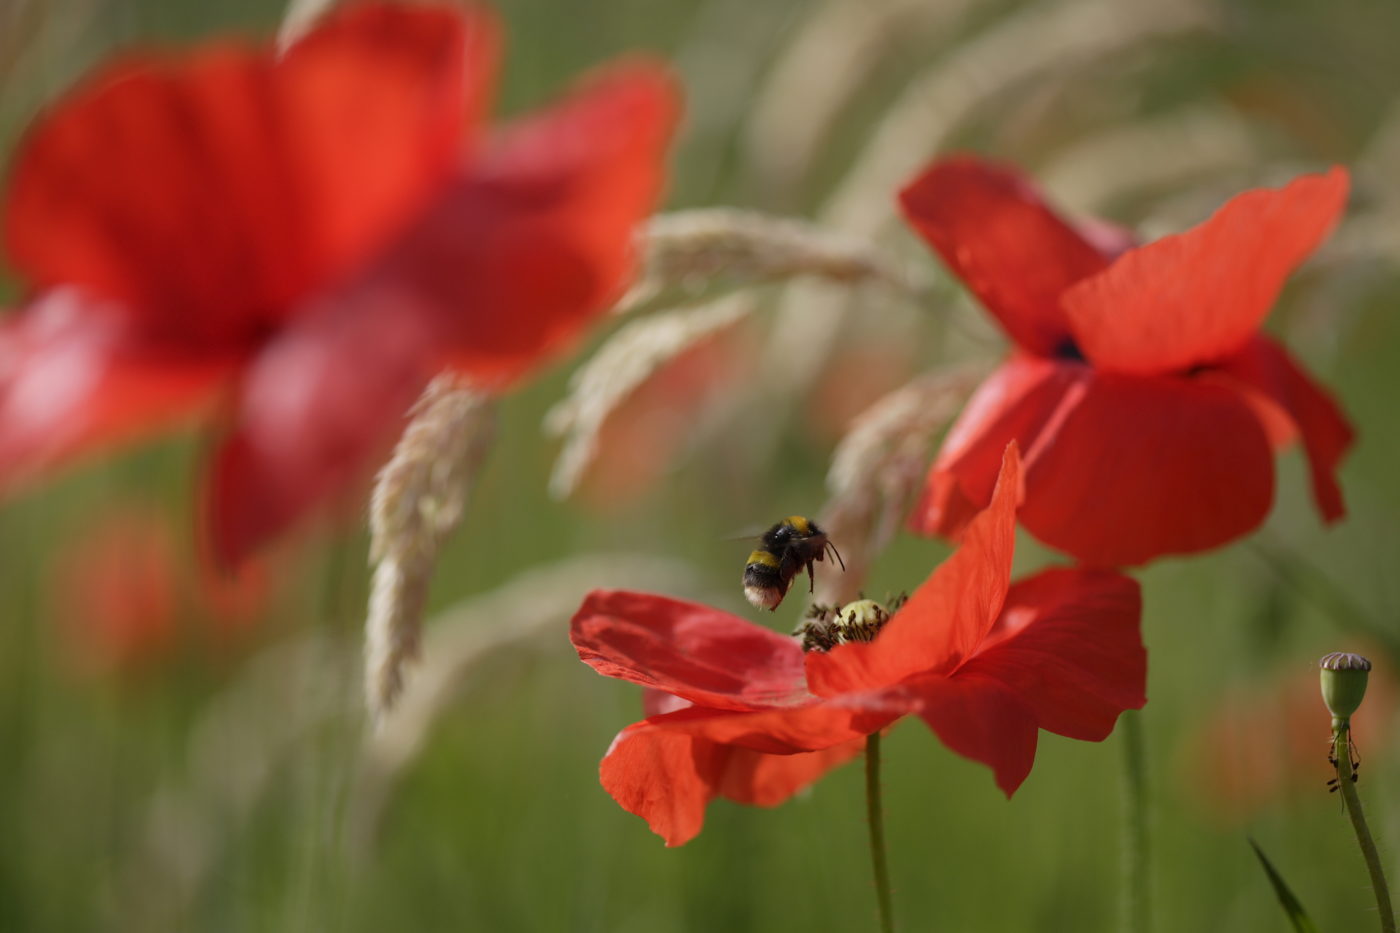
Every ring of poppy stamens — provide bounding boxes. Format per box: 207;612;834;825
795;598;898;653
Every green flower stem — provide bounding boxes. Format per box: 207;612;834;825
865;731;895;933
1121;710;1150;933
1333;725;1396;933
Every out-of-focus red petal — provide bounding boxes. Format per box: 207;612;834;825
905;672;1039;797
3;3;488;345
898;156;1110;357
1063;167;1349;375
599;717;864;847
203;284;440;568
808;444;1021;696
909;354;1083;540
960;568;1145;741
1214;336;1354;523
571;590;807;712
383;63;680;388
1019;371;1275;567
0;290;238;489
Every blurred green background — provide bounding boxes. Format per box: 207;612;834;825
3;0;1400;929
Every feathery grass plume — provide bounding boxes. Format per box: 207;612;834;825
742;0;980;202
278;0;336;48
366;375;496;721
760;0;1215;404
545;294;752;500
815;366;984;605
350;553;713;850
614;208;908;315
1039;105;1258;216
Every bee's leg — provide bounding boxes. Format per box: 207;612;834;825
807;560;817;593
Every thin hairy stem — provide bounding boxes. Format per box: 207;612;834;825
1334;725;1396;933
866;731;896;933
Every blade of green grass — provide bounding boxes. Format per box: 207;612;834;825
1249;838;1321;933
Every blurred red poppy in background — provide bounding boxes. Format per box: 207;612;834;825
0;2;679;567
51;503;271;675
571;445;1146;845
1178;659;1396;823
900;156;1353;567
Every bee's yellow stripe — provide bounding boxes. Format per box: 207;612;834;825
785;515;811;534
747;550;780;568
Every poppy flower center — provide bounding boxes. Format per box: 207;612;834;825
795;598;900;652
1053;337;1086;362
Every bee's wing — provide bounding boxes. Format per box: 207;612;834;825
722;524;771;543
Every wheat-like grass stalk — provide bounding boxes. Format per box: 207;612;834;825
365;374;496;722
760;0;1215;404
545;293;752;499
815;365;985;605
1039;104;1258;216
615;208;908;315
278;0;336;47
741;0;980;200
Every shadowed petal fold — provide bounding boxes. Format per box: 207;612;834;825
960;568;1146;741
204;284;440;568
898;156;1110;357
1063;168;1349;375
1018;372;1275;567
909;354;1084;539
905;672;1039;797
1215;336;1354;523
572;590;807;711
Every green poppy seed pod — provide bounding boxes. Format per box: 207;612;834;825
1319;651;1372;729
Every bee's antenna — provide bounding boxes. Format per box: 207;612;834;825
826;541;846;572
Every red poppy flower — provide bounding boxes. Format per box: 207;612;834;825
571;444;1146;845
0;2;679;567
900;156;1353;567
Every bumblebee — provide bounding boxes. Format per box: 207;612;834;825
742;516;844;611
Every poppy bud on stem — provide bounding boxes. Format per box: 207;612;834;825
1318;652;1395;933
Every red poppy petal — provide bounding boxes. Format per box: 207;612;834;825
641;700;895;755
571;590;807;712
1018;371;1275;567
598;717;862;847
1214;336;1354;523
1063;168;1349;375
960;568;1145;741
808;443;1021;696
910;354;1083;540
204;286;439;568
898;155;1111;357
0;290;237;489
380;62;680;389
636;690;864;804
600;721;724;847
906;672;1039;797
715;738;866;806
4;3;488;344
